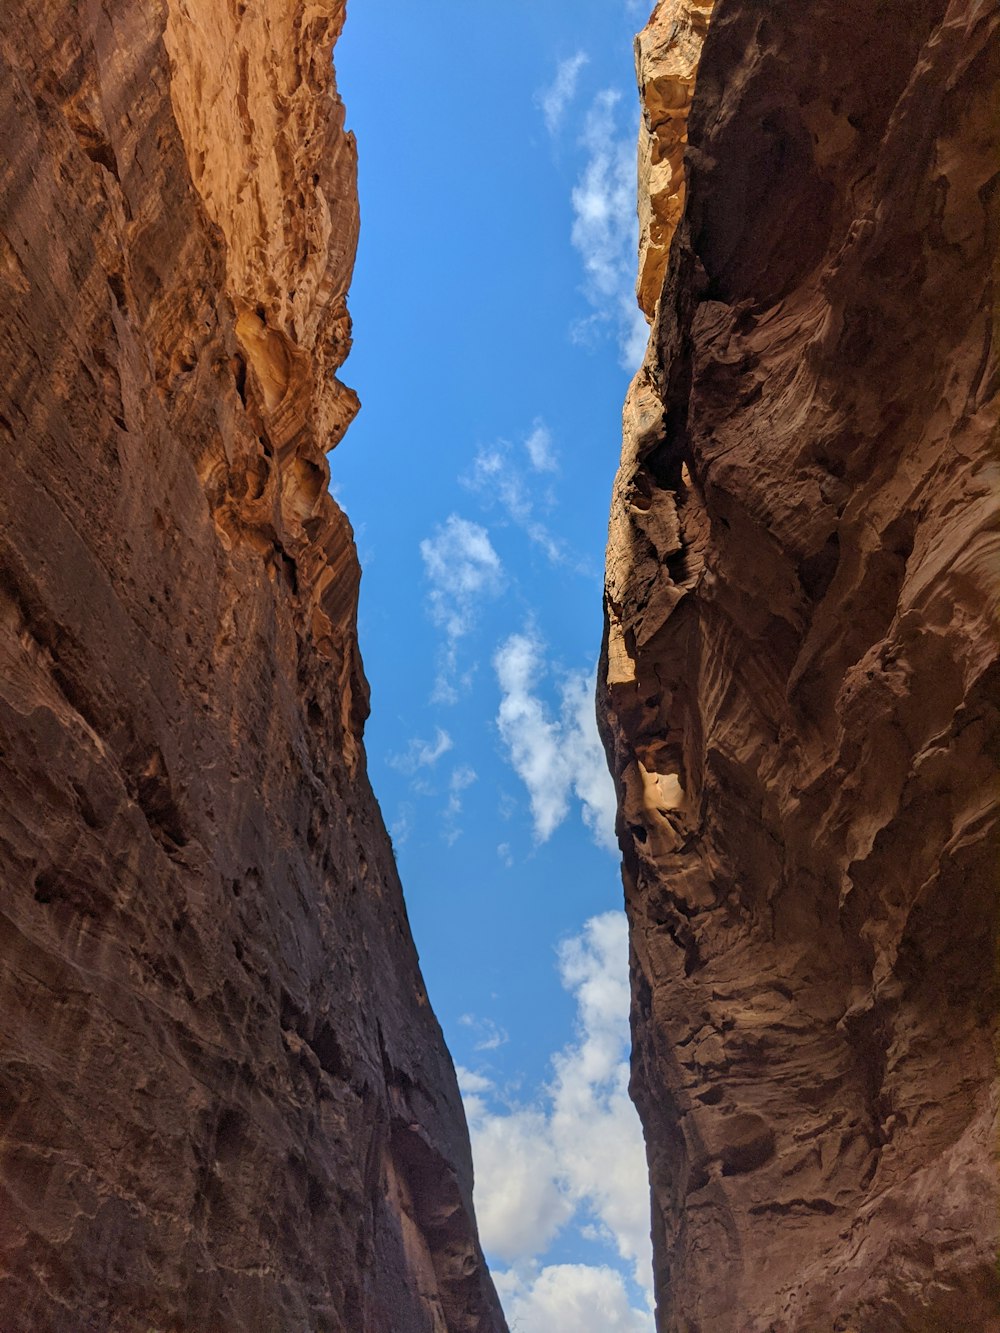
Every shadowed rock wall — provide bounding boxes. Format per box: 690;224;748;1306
0;2;505;1329
601;1;999;1328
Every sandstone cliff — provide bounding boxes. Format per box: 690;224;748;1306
0;3;505;1329
601;1;1000;1329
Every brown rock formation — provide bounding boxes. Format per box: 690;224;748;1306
0;2;505;1330
601;1;1000;1329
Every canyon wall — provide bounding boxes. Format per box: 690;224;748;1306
601;0;999;1329
0;2;505;1329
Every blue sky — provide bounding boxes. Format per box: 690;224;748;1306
335;4;654;1327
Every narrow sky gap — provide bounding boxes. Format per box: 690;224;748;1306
335;5;654;1325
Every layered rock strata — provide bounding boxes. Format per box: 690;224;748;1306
0;2;505;1329
602;1;1000;1328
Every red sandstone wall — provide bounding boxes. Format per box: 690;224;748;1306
601;2;1000;1328
0;3;505;1329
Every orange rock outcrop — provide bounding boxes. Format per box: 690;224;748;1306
0;2;505;1329
601;1;1000;1328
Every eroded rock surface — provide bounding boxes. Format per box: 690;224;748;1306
602;1;1000;1329
0;2;505;1329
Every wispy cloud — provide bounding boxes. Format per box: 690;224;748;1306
420;514;504;702
460;1013;510;1053
389;727;453;774
389;801;414;848
537;52;589;137
524;418;558;473
464;445;531;522
570;90;646;371
444;763;478;844
421;514;503;640
463;912;653;1328
572;91;631;297
493;629;618;852
462;423;589;574
388;742;477;847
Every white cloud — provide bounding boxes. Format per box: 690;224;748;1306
493;629;618;851
443;763;478;844
420;514;503;701
455;1065;495;1121
495;1264;653;1333
389;801;414;848
572;91;631;297
494;633;567;841
465;444;531;525
456;1066;494;1097
550;916;652;1287
389;727;453;773
537;52;589;137
498;790;518;822
450;764;477;795
421;514;503;639
460;1014;510;1053
463;912;653;1322
461;423;584;573
562;670;622;850
524;418;557;473
570;89;645;370
622;303;650;368
470;1107;575;1261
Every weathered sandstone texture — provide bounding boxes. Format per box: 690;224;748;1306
601;1;1000;1328
0;2;505;1329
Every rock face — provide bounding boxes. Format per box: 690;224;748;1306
601;1;999;1329
0;3;505;1330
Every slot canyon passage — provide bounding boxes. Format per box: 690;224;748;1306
0;2;996;1333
